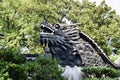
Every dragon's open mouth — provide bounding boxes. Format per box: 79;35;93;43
40;24;54;35
40;22;56;46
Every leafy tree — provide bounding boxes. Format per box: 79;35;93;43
67;0;120;55
0;47;26;64
0;0;120;55
35;56;64;80
82;66;120;78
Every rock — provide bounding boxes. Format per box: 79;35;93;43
61;66;86;80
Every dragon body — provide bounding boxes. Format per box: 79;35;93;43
40;21;120;69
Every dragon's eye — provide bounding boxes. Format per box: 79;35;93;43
40;24;54;34
54;24;60;29
40;24;44;29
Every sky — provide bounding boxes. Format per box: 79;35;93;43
79;0;120;15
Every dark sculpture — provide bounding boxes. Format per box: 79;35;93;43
40;21;120;69
40;21;83;67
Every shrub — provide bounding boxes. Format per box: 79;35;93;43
85;78;114;80
0;60;27;80
5;63;28;80
0;60;9;69
0;47;26;64
0;46;64;80
23;56;65;80
82;66;120;78
0;47;28;80
0;69;12;80
25;61;39;79
35;56;64;80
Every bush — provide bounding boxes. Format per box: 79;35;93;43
25;61;39;79
0;60;9;69
35;56;64;80
82;66;120;78
0;46;65;80
0;47;28;80
22;56;65;80
85;78;114;80
0;60;28;80
6;63;28;80
0;69;12;80
0;47;26;64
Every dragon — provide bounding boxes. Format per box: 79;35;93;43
40;21;120;69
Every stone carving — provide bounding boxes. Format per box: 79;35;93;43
40;21;120;69
40;21;83;67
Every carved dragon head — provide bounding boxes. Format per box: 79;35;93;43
40;21;83;67
40;21;72;50
40;21;120;69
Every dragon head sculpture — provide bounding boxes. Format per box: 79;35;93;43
40;21;120;69
40;21;83;67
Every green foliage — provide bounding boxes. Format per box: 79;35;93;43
0;60;28;80
0;46;64;80
0;47;28;80
109;55;120;62
117;49;120;55
0;47;26;64
85;78;114;80
35;56;64;80
24;56;64;80
0;61;12;80
25;61;39;73
1;0;120;79
82;66;120;78
0;69;12;80
1;0;120;55
24;61;39;79
6;63;28;80
0;60;9;69
67;0;120;55
0;0;43;53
